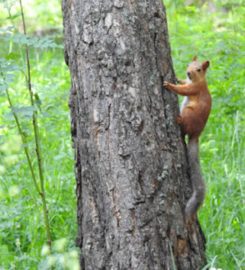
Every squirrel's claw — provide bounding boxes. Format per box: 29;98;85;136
163;81;171;89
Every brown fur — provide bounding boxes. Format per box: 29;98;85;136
163;57;211;224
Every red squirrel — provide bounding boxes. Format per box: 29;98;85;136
163;56;211;224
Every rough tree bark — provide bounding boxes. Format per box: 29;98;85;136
62;0;206;269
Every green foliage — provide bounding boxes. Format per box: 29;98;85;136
164;0;245;269
0;0;77;269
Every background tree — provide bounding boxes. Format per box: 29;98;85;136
62;0;206;269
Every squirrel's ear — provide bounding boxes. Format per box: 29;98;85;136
192;56;197;61
202;60;210;71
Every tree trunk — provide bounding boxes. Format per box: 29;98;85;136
62;0;206;269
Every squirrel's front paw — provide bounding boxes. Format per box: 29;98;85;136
163;81;171;89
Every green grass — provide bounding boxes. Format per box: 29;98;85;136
165;1;245;269
0;46;78;268
0;0;244;269
0;2;78;268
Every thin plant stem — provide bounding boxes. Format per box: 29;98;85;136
5;87;40;195
19;0;52;247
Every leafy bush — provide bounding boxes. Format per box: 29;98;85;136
0;1;78;269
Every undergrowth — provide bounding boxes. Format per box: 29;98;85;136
165;0;245;269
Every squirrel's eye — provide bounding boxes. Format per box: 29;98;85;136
197;68;201;72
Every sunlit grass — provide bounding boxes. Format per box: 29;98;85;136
165;1;245;269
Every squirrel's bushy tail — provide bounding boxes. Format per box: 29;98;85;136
185;137;206;222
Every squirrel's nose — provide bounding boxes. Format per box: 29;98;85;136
187;72;191;79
